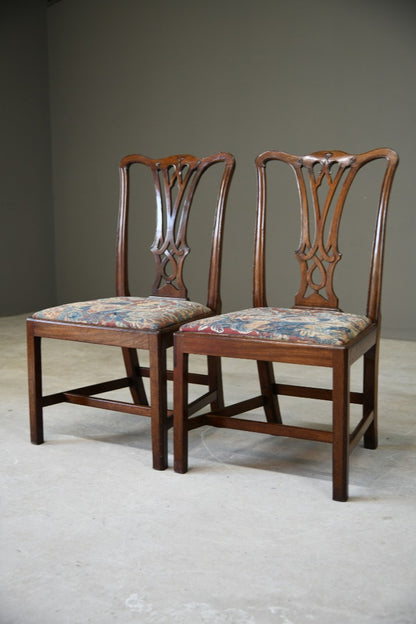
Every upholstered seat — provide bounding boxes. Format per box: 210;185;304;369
33;297;211;332
180;307;371;346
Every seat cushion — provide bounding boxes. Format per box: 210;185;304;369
179;307;372;346
32;297;212;331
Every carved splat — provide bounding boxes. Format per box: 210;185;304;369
117;152;235;307
291;151;359;309
255;148;398;317
150;155;203;298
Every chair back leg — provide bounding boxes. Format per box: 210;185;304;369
257;360;282;423
122;347;149;406
363;344;378;449
207;355;224;411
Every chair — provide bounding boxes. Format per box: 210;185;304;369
173;148;398;500
27;152;235;469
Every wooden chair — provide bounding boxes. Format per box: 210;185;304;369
27;152;235;469
173;148;398;500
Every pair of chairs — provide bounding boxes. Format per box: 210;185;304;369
27;148;398;500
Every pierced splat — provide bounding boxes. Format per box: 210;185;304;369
150;155;204;298
291;151;359;309
116;152;234;306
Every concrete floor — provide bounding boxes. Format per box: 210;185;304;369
1;313;415;624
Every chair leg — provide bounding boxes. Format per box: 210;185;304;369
257;361;282;424
363;344;378;450
207;355;224;411
332;351;350;502
121;347;149;405
27;326;44;445
149;337;168;470
173;338;189;473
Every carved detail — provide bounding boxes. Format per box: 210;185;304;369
255;148;399;319
151;156;202;298
293;151;358;309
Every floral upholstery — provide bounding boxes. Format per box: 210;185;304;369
179;307;372;346
32;297;212;331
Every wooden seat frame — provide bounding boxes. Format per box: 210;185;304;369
173;148;398;500
27;152;235;469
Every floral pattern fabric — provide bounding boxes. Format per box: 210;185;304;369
179;307;372;346
32;297;212;331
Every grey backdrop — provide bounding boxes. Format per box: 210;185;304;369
1;0;56;314
1;0;415;340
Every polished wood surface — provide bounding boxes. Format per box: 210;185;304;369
174;148;398;500
27;152;235;469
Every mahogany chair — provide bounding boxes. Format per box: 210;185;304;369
27;152;235;469
174;148;398;500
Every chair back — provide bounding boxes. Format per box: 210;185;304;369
254;149;398;321
116;153;235;312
